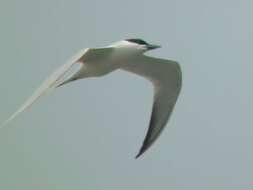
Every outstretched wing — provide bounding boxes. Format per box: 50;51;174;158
1;47;112;128
120;55;182;158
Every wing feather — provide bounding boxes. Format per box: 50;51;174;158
1;48;90;128
120;55;182;158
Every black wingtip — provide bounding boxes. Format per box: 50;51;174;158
135;152;142;159
135;147;146;159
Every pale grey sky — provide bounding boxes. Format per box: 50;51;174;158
0;0;253;189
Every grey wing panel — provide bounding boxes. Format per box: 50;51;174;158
1;47;114;128
136;81;181;158
120;55;182;158
80;47;114;62
0;48;90;127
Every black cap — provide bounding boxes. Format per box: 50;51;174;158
126;38;148;45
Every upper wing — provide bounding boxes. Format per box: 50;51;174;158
120;55;182;158
1;47;112;128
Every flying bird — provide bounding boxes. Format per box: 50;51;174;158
1;39;182;158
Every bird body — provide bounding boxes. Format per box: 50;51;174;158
1;39;182;158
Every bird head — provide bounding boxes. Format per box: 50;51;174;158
125;38;161;51
110;38;161;52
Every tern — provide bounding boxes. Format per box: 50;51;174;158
1;39;182;158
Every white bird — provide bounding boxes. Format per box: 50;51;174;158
1;39;182;158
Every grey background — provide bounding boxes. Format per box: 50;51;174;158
0;0;252;189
